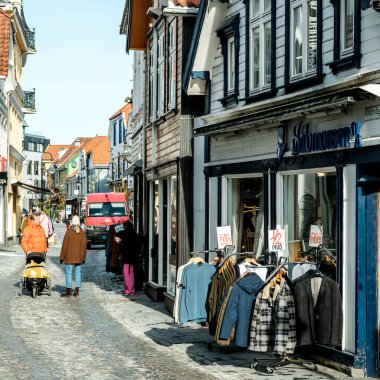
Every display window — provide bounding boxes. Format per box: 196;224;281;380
282;170;337;280
226;176;265;256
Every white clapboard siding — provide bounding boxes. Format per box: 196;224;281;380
210;126;278;163
207;0;380;124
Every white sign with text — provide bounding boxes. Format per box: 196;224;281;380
309;225;323;247
268;229;286;252
216;226;232;249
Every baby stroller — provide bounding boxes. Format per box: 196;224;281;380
19;252;52;298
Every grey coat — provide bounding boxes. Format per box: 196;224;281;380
293;271;343;347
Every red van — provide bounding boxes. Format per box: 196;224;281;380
85;193;129;248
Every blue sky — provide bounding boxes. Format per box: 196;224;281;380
22;0;133;145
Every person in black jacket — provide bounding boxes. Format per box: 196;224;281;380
114;221;141;295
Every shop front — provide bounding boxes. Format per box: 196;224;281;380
146;164;178;304
198;99;380;376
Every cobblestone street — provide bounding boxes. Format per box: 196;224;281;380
0;224;352;380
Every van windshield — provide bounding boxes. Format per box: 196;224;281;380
88;202;127;217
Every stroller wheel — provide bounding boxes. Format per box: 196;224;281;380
31;285;37;298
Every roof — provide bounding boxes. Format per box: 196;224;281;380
109;102;132;121
0;10;10;77
82;136;110;166
44;145;70;162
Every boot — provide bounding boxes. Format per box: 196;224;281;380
60;288;71;297
74;287;80;297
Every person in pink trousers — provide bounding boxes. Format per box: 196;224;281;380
114;221;142;295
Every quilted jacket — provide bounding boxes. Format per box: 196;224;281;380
21;220;47;254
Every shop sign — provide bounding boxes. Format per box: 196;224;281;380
309;225;323;247
216;226;232;249
65;205;72;215
0;171;6;185
291;120;362;159
268;229;286;252
365;105;380;121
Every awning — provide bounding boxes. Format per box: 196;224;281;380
124;159;142;176
183;0;228;95
11;181;51;194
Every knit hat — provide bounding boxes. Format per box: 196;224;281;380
71;215;80;226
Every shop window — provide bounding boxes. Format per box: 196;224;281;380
327;0;361;74
151;180;159;284
246;0;275;99
283;171;337;280
216;14;240;107
285;0;323;91
167;175;177;295
227;177;265;257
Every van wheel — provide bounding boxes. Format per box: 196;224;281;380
87;242;91;249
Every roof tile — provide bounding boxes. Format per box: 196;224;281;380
0;10;10;77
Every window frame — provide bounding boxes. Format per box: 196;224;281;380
216;14;240;107
113;122;117;146
327;0;361;74
118;120;123;144
167;18;177;111
245;0;276;102
285;0;323;93
157;27;165;117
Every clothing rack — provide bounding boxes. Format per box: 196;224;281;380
250;256;318;374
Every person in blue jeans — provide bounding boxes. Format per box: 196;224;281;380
60;215;87;297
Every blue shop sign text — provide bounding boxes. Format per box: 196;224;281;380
292;120;362;158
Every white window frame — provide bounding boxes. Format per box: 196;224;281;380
249;0;271;94
227;37;235;93
167;19;176;110
149;43;156;122
157;30;165;117
290;0;318;80
340;0;354;55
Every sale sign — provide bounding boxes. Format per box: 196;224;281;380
268;229;286;252
309;225;323;247
216;226;232;249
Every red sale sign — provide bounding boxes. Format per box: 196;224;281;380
309;225;323;247
268;229;286;252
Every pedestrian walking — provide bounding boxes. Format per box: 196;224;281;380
39;211;50;247
21;213;48;262
114;220;142;295
59;215;87;297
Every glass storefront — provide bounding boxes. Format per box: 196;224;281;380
167;175;177;294
227;177;265;257
283;170;337;279
151;180;159;283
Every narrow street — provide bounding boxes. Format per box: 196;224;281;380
0;224;348;380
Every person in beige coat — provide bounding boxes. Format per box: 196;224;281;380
60;215;87;297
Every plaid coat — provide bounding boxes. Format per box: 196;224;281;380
249;278;296;354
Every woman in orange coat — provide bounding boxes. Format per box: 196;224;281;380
21;213;47;261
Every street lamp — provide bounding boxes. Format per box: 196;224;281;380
105;162;117;192
40;151;55;210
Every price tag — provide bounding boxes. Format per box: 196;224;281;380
216;226;232;249
309;225;323;247
268;229;286;252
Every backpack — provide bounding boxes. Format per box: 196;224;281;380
48;217;54;236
